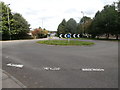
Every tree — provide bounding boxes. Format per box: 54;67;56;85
0;1;31;40
0;2;13;40
76;23;82;34
100;5;119;39
11;13;30;39
79;16;92;35
32;28;48;38
84;19;93;37
87;4;120;39
113;1;120;39
66;18;77;34
89;11;105;38
57;19;67;35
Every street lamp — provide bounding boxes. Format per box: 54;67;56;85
7;4;11;40
81;11;85;35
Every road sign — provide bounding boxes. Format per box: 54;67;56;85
77;34;80;38
59;34;81;38
59;34;63;38
66;34;71;38
64;34;67;38
73;34;76;38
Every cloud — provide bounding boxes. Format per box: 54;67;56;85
64;8;79;14
101;0;118;5
25;8;42;16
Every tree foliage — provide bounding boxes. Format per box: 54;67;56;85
0;1;31;40
57;19;66;35
78;16;92;35
66;18;77;34
57;18;78;35
0;2;13;40
32;28;48;38
87;4;120;39
11;13;30;39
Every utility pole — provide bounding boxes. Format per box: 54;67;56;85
7;4;11;40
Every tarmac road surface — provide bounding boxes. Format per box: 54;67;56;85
2;39;118;88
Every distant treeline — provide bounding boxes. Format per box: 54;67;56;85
57;1;120;39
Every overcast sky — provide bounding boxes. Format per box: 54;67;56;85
2;0;117;31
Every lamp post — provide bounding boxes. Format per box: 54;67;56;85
81;11;85;35
7;4;11;40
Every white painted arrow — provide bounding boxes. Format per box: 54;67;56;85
7;63;24;68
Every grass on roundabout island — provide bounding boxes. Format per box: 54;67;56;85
37;40;95;46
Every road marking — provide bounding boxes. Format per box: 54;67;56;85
43;67;61;71
7;63;24;68
82;68;104;72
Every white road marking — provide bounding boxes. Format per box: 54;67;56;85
7;63;24;68
43;67;61;71
82;68;104;72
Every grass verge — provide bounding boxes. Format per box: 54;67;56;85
37;40;95;46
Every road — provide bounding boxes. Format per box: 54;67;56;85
2;39;118;88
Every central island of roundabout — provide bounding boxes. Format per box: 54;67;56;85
37;39;95;46
37;34;95;46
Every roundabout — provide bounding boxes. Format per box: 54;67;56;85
37;39;95;46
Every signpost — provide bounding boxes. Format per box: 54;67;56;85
59;34;81;38
73;34;76;38
59;33;81;42
66;33;71;43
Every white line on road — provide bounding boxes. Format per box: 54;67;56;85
82;68;104;72
7;63;24;68
43;67;61;71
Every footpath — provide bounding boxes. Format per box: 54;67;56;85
2;70;26;88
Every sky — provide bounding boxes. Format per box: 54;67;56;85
2;0;118;31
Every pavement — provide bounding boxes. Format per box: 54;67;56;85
2;70;26;88
2;38;118;88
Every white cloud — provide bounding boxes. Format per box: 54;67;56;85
2;0;117;31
